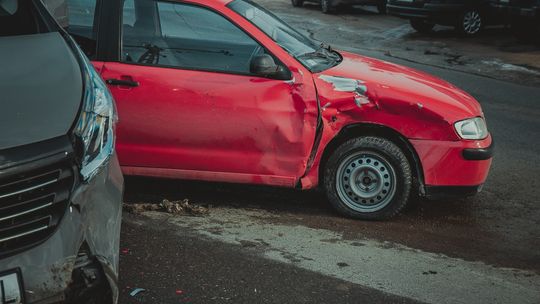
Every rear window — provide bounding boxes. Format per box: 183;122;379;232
0;0;49;37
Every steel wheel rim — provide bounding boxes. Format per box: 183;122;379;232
336;151;397;213
463;11;481;34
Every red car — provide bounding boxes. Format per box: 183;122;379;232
58;0;493;219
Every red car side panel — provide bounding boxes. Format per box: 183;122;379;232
314;51;483;140
98;0;493;191
102;62;319;186
98;0;323;186
300;51;490;189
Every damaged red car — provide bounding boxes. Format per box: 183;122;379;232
60;0;493;220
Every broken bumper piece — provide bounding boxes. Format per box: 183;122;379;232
0;155;123;304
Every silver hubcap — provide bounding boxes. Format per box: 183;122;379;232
336;152;397;213
463;11;481;34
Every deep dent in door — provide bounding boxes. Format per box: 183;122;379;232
102;62;319;187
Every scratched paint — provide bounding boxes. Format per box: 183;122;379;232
93;0;491;194
319;75;368;96
300;50;491;188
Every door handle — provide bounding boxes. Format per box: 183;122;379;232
106;78;139;87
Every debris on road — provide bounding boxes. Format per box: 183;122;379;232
129;288;146;297
123;199;210;216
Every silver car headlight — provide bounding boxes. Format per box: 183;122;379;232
74;47;116;181
454;117;488;140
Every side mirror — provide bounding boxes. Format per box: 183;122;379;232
0;0;17;16
250;54;291;80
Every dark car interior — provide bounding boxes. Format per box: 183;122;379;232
122;0;264;74
0;0;46;36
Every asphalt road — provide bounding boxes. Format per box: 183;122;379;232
119;1;540;303
119;213;418;304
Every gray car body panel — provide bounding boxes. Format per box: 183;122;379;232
0;32;82;150
0;154;123;304
0;21;122;304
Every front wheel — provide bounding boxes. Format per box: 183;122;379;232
457;9;483;36
410;18;435;33
324;137;412;220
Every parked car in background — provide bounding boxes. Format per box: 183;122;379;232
291;0;388;14
493;0;540;42
388;0;508;35
0;0;123;303
58;0;493;220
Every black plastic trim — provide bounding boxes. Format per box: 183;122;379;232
425;185;483;200
96;0;121;61
0;136;74;175
462;139;494;161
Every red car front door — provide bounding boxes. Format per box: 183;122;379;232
100;0;319;186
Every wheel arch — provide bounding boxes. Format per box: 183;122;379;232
318;123;425;195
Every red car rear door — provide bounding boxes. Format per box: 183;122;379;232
100;0;318;186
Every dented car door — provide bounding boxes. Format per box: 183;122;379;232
100;0;319;186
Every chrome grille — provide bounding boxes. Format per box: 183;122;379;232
0;159;74;257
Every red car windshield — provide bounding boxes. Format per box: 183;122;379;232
228;0;341;72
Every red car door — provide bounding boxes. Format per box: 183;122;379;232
100;0;318;186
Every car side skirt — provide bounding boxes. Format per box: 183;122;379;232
122;166;297;188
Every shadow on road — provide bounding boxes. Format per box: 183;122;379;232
124;176;473;221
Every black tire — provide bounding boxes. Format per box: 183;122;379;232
410;18;435;33
324;137;412;220
456;9;483;36
377;0;387;14
321;0;333;14
291;0;304;7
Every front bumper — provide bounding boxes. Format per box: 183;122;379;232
387;3;464;19
0;155;123;304
410;135;494;190
493;4;540;18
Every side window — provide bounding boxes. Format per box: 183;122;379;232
0;0;42;37
65;0;98;58
122;0;265;75
122;0;135;27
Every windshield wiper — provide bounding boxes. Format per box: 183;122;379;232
299;50;330;59
319;43;342;62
